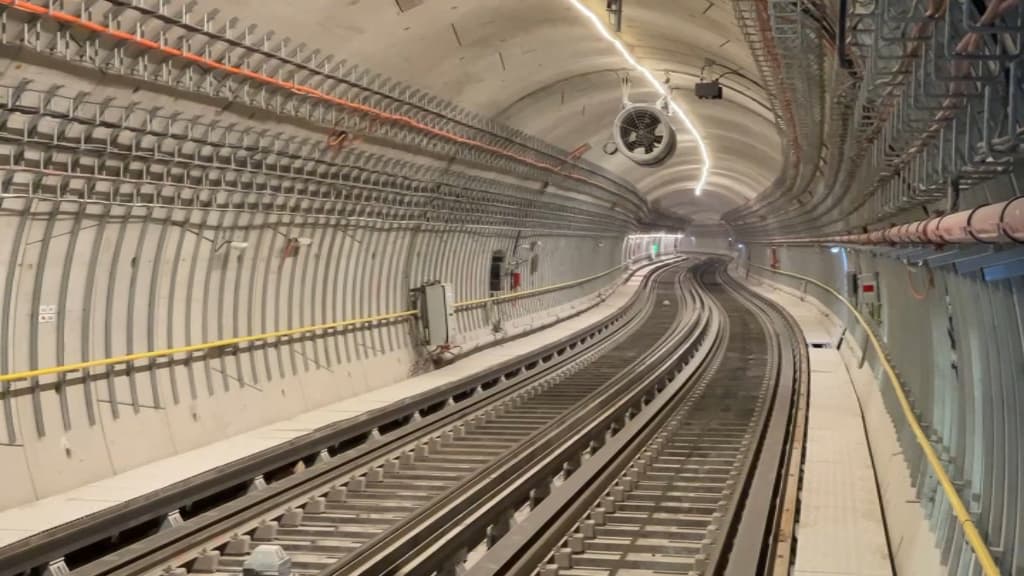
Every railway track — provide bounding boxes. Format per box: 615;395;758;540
200;268;694;576
36;260;704;576
10;258;805;576
548;275;774;575
465;260;805;576
318;266;713;576
2;258;665;576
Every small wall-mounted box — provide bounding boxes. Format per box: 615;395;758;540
695;80;723;100
415;282;455;347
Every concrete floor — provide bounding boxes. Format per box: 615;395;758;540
748;280;892;576
746;273;942;576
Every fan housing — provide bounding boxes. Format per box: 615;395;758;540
610;103;675;167
612;104;677;167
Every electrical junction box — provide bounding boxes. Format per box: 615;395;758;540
695;80;723;100
857;273;879;304
417;282;455;347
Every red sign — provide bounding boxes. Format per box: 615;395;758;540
862;284;875;293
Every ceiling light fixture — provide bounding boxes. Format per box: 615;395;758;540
627;233;689;239
566;0;711;196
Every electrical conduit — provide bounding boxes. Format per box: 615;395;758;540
770;196;1024;245
0;0;629;201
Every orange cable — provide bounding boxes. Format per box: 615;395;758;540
0;0;623;197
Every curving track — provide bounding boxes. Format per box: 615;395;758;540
546;272;775;575
14;260;696;576
4;258;806;576
319;262;708;576
464;260;805;576
207;266;692;576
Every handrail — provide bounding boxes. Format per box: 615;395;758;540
749;263;999;576
0;310;419;385
0;262;634;385
454;263;627;308
0;259;679;576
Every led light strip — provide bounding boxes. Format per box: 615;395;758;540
0;0;641;202
566;0;711;196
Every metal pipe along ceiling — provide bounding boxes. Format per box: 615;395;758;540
772;196;1024;245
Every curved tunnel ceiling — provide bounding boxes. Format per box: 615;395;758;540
206;0;783;226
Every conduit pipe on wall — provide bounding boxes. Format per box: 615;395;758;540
772;196;1024;245
0;260;634;386
0;0;631;202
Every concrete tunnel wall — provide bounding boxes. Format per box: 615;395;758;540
0;192;637;507
0;55;667;508
743;244;1024;572
0;0;754;514
0;0;1016;572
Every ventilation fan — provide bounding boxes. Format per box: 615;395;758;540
612;103;677;167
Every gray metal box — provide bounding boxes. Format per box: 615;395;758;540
419;282;455;347
695;81;723;100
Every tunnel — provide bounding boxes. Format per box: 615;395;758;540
0;0;1022;575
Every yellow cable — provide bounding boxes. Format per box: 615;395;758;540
751;263;999;576
0;310;419;384
0;262;639;385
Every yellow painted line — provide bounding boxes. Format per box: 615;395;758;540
751;263;999;576
1;262;641;385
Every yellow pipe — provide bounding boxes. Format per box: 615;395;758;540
751;263;999;576
1;261;638;385
0;310;419;384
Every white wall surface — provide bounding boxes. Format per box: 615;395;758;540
744;244;1024;575
0;52;634;508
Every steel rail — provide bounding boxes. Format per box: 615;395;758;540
81;303;652;576
750;263;1000;576
465;260;801;576
699;262;782;576
322;265;712;575
732;272;810;576
467;265;728;576
0;259;681;576
77;262;683;576
718;265;802;576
